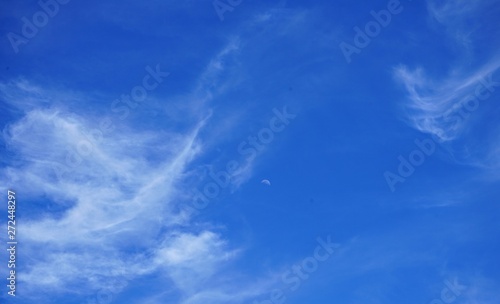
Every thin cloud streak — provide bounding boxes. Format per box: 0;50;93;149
394;59;500;141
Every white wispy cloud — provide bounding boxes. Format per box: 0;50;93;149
393;59;500;141
426;0;495;47
0;65;241;304
393;61;500;177
153;231;240;293
427;0;477;22
389;0;500;184
391;1;500;172
0;101;214;295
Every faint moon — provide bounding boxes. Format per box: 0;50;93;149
261;179;271;186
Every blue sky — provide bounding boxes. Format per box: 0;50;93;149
1;0;500;303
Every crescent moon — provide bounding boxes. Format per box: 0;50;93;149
261;179;271;186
